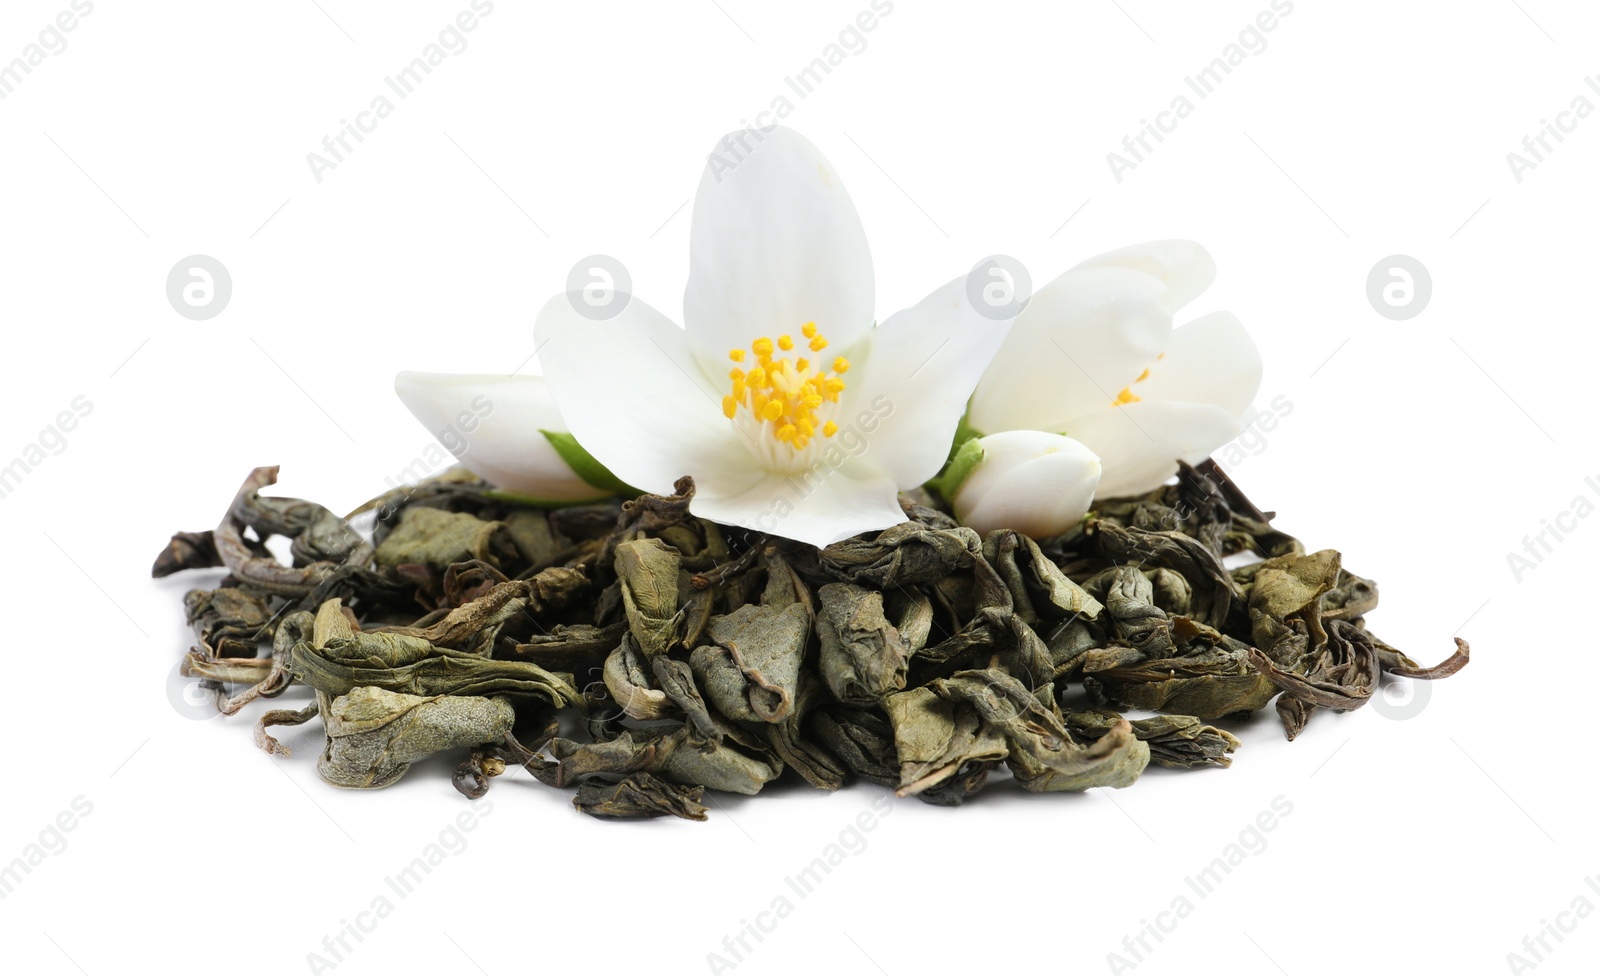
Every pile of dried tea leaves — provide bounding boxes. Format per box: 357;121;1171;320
154;461;1468;821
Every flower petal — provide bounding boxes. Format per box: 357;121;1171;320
953;431;1101;539
683;127;874;378
841;274;1014;488
533;293;764;499
1068;240;1216;314
690;467;907;549
1067;400;1242;498
1131;310;1263;420
968;265;1172;435
393;371;612;502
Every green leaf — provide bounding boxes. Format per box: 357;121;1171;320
947;404;983;465
540;430;641;497
926;436;985;504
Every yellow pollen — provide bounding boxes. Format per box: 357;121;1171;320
1113;387;1140;406
1136;368;1150;383
723;324;846;453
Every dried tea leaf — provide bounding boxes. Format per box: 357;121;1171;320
1068;710;1240;769
615;538;686;657
984;530;1103;626
884;686;1009;797
933;670;1150;792
551;725;782;795
292;642;580;706
318;688;515;789
373;506;517;572
817;583;910;705
690;603;809;723
573;774;710;821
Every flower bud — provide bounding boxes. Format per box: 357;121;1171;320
950;431;1101;539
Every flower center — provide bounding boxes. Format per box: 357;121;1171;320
723;322;849;460
1112;356;1161;406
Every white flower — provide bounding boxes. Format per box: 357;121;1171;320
531;127;1013;548
966;241;1262;498
948;431;1101;538
393;371;615;503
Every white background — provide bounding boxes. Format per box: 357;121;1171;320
1;1;1594;973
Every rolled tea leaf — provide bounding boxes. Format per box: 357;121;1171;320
690;603;809;723
317;687;516;789
572;773;709;821
373;506;518;573
602;634;674;721
1067;710;1241;769
551;724;782;795
817;583;910;705
615;537;686;657
884;686;1009;797
934;669;1150;791
818;522;984;589
983;530;1104;626
291;642;581;706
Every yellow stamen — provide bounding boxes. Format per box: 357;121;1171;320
722;324;846;455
